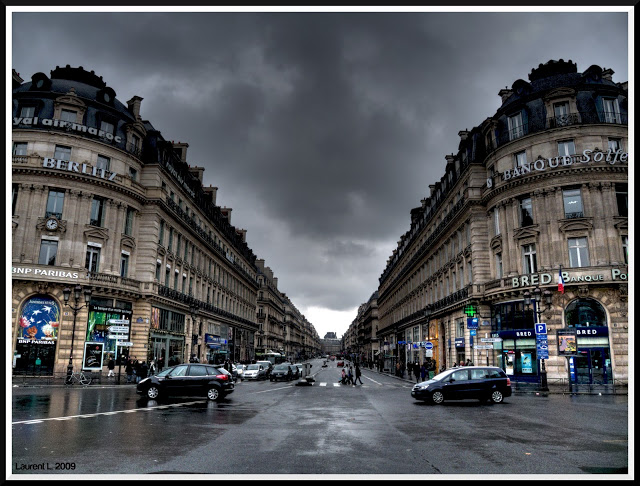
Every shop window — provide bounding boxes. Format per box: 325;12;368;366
568;237;590;268
45;189;65;219
563;188;584;219
85;245;101;273
565;298;606;327
522;243;537;274
38;239;58;266
13;142;28;156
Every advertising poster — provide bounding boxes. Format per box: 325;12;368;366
18;295;60;341
521;353;533;373
558;330;578;356
83;342;104;371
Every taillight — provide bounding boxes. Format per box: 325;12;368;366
506;377;511;386
216;374;229;381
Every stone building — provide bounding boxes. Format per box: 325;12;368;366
11;66;317;376
376;60;628;389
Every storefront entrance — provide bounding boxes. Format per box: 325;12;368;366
573;347;612;384
14;340;57;374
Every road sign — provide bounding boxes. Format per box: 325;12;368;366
107;319;130;325
108;326;130;333
480;337;502;343
474;345;493;349
424;342;433;350
467;317;479;329
470;329;477;336
107;334;129;340
535;323;547;335
117;342;134;347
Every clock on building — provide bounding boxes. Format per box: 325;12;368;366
45;217;59;231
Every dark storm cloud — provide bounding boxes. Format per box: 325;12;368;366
11;9;629;334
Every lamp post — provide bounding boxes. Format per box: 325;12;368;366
189;302;199;363
63;285;92;383
524;286;552;391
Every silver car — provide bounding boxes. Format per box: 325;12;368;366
244;363;267;380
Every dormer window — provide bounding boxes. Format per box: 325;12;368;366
508;112;526;141
60;109;77;123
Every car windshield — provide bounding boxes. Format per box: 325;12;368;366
274;364;289;370
430;369;455;381
247;364;260;370
155;368;172;377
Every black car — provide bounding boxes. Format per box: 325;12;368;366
137;363;234;401
411;366;512;404
270;363;293;381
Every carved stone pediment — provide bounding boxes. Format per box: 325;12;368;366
121;234;136;250
559;217;594;235
513;225;540;240
543;87;576;102
157;246;166;257
490;235;502;252
83;226;108;241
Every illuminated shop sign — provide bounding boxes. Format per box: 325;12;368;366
511;269;628;288
12;267;80;278
502;148;628;182
13;117;123;143
43;158;118;181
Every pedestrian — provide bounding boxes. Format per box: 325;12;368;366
465;358;472;367
149;359;156;376
140;361;148;380
395;362;401;376
135;360;143;383
354;363;363;385
420;362;427;382
107;357;115;378
340;368;347;384
460;360;465;367
407;362;413;379
125;359;134;383
414;361;420;383
399;362;405;378
452;362;458;368
347;366;354;385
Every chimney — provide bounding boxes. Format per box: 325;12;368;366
498;87;513;104
127;96;143;120
256;259;265;271
236;228;247;243
204;186;218;205
189;166;205;183
12;69;23;89
221;207;232;224
445;154;455;167
458;130;469;141
602;68;614;81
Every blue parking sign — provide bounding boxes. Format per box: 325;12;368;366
535;323;547;335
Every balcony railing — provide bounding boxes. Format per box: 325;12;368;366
564;211;585;219
87;272;141;291
547;113;581;128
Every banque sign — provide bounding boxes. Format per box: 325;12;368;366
512;269;628;288
502;148;628;182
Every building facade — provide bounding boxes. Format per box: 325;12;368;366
376;60;628;389
11;66;317;376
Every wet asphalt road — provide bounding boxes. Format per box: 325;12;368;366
11;358;629;477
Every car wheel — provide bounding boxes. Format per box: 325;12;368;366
431;390;444;405
146;386;160;400
207;387;221;401
490;390;504;403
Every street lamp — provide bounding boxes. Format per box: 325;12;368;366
63;285;92;383
189;302;199;363
524;286;552;391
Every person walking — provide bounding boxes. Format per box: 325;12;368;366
420;362;427;382
340;368;347;385
140;360;148;381
347;365;354;385
125;359;134;383
135;360;143;383
414;361;420;383
149;359;156;376
107;357;115;378
354;363;363;385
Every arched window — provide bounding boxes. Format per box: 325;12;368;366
565;298;606;327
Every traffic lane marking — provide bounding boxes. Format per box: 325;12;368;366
11;400;205;425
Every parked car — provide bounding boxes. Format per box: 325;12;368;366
235;364;246;380
411;366;512;405
244;363;267;380
270;363;293;381
136;364;234;401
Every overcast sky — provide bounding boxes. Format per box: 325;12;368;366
9;8;630;340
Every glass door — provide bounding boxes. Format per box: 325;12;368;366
573;348;611;384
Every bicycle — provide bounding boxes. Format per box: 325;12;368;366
65;370;92;385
